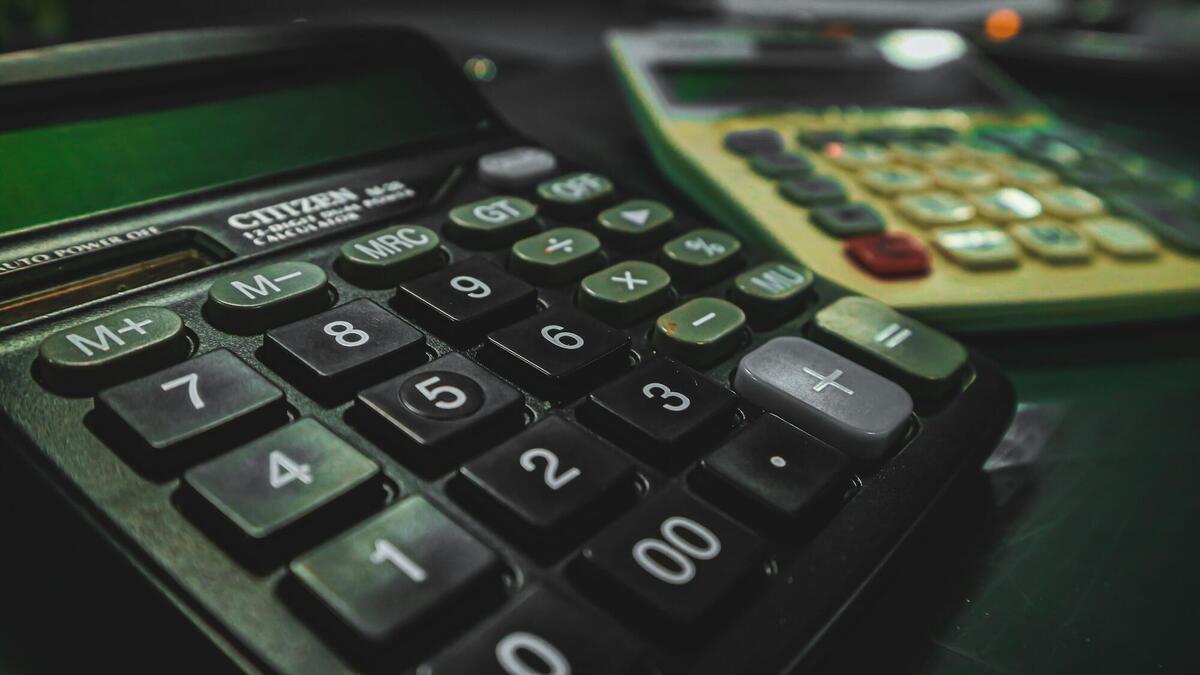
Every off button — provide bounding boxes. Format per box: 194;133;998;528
206;261;331;334
37;306;189;391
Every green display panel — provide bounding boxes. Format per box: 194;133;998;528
0;69;480;234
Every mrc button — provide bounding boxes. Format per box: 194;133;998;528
206;261;331;334
337;224;444;288
37;306;190;390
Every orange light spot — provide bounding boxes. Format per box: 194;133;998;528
984;9;1022;42
822;22;854;40
824;142;844;159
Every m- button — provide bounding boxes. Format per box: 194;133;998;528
38;306;190;390
206;261;331;333
734;337;912;460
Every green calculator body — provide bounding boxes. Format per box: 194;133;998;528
608;26;1200;330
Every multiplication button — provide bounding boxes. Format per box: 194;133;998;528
206;260;331;333
577;261;672;324
733;337;912;460
37;306;189;390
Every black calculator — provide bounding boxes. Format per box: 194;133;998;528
0;26;1015;674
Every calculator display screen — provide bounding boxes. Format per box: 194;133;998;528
0;67;483;235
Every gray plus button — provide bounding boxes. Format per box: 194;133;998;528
734;336;912;460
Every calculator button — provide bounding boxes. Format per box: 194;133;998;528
824;141;890;170
895;191;975;227
96;349;285;455
858;166;931;195
206;261;331;333
730;261;814;323
659;228;743;286
395;258;537;345
1079;217;1159;259
733;336;913;460
484;308;630;398
262;299;425;390
933;226;1021;270
779;175;848;206
812;297;967;407
797;130;849;150
749;150;813;178
995;160;1059;189
183;419;379;541
700;414;850;522
336;224;442;288
290;496;501;643
1018;134;1085;167
1058;156;1129;190
844;232;931;278
37;306;188;389
651;297;746;368
930;164;998;192
1108;191;1200;254
447;196;541;248
810;202;886;238
723;128;783;156
477;146;558;190
356;353;524;470
577;261;672;324
536;172;615;219
914;126;959;143
459;416;633;536
596;199;675;249
856;127;907;145
890;140;957;165
510;227;604;285
1010;221;1092;263
955;139;1014;164
419;586;644;675
575;486;762;625
583;357;737;465
1030;185;1104;219
969;187;1043;222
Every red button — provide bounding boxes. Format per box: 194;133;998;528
845;232;931;278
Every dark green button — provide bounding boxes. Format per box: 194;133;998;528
812;296;967;409
38;306;189;389
206;261;331;334
730;261;814;323
577;261;672;324
510;227;603;285
660;228;743;286
446;196;540;248
336;225;442;288
750;150;813;178
652;297;747;367
536;172;615;219
779;175;848;206
596;199;674;249
810;202;886;238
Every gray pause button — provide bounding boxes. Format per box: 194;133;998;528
733;337;913;460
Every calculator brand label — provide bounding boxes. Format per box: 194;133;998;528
226;180;417;246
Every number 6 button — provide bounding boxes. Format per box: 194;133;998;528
484;308;629;399
575;486;762;626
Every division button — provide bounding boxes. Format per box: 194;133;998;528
733;336;913;460
477;147;558;190
447;196;541;248
510;227;604;285
37;306;189;390
206;261;331;333
723;128;784;156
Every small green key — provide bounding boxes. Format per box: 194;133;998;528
596;199;674;249
812;296;967;408
536;172;615;219
577;261;672;324
446;196;540;248
337;224;443;288
651;297;747;367
510;227;603;285
810;202;886;238
207;261;331;334
731;261;814;323
660;228;743;286
37;306;189;389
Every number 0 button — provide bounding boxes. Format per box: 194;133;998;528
576;486;762;626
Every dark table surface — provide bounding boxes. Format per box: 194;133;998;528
2;5;1199;674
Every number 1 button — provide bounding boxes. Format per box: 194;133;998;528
291;496;501;643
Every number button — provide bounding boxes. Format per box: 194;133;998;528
37;306;190;391
336;224;444;288
396;258;537;346
448;196;541;248
575;486;762;626
582;357;737;467
95;349;286;460
262;299;425;397
483;308;629;399
290;496;502;643
458;417;633;549
418;587;644;675
205;261;331;333
356;353;524;472
182;419;380;548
